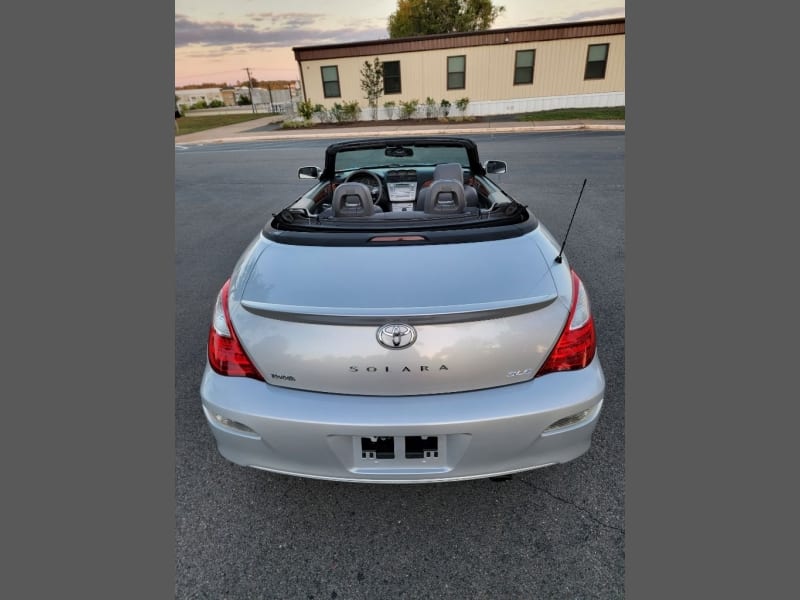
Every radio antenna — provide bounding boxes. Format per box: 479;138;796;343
555;178;587;264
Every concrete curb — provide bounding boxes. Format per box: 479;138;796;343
175;122;624;147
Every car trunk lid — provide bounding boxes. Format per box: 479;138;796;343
230;235;569;395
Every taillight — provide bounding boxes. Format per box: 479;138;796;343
207;279;264;380
536;270;597;376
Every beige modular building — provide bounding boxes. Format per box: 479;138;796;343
174;88;226;107
293;18;624;120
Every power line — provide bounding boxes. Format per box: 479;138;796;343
174;68;241;78
176;65;302;89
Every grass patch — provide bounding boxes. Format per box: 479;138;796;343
175;113;279;136
516;107;625;121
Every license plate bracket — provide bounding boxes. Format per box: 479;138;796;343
360;436;395;459
354;435;445;465
404;435;439;459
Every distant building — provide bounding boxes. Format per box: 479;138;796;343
293;18;624;119
175;81;304;115
174;88;225;107
242;86;295;112
221;88;237;106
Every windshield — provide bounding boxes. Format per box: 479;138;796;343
334;145;470;171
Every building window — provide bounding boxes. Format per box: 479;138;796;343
383;61;401;94
321;65;341;98
447;55;466;90
514;49;535;85
584;44;609;80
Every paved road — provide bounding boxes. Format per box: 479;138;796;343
176;131;625;599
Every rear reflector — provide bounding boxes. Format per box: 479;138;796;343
544;408;593;432
213;413;257;434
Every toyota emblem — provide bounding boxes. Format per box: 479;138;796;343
376;323;417;349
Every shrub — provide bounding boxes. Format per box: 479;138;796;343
455;97;470;115
281;119;313;129
313;105;333;123
399;99;419;119
424;97;437;118
297;99;315;120
208;99;225;108
330;101;361;123
330;103;344;122
440;99;451;117
343;100;361;122
383;101;396;120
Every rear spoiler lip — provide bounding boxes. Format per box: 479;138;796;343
239;294;558;326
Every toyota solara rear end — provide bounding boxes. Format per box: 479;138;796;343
200;137;604;483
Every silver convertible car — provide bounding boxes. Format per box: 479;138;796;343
200;137;604;483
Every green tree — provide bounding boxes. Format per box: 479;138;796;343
388;0;505;38
360;57;384;120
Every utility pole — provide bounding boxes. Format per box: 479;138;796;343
266;82;274;114
244;68;256;114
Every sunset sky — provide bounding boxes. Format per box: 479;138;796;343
175;0;625;87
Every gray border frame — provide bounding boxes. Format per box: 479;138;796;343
627;3;796;598
5;1;174;597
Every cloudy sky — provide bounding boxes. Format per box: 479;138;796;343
175;0;625;87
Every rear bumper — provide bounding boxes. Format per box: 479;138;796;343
199;355;605;483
